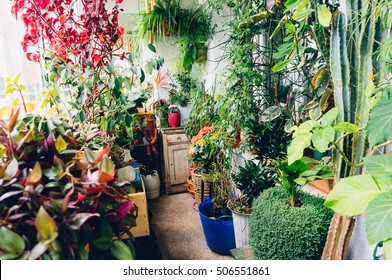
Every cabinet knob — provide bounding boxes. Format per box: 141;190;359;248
177;136;181;140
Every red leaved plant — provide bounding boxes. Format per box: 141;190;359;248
0;109;137;260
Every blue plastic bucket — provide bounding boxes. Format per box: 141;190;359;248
198;197;236;255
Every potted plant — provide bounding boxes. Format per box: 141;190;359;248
295;156;334;195
249;157;334;260
0;111;137;260
168;104;180;127
198;165;235;255
229;160;274;248
140;165;161;199
191;129;236;255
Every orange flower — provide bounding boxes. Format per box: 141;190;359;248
198;126;214;136
191;134;202;144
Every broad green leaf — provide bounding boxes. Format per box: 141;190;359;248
123;77;132;91
114;77;123;92
333;122;358;133
317;4;332;27
130;66;138;75
367;98;392;146
364;155;392;189
287;133;312;165
5;158;19;179
292;8;314;22
92;236;112;251
319;88;333;110
100;155;115;175
41;98;50;109
140;69;145;83
55;135;67;153
84;147;97;164
0;252;22;260
147;44;156;53
145;61;153;75
384;239;392;260
107;62;115;74
261;106;282;122
117;166;136;182
128;53;135;63
269;15;288;39
272;59;291;72
27;162;42;183
273;42;294;59
297;0;310;11
321;107;338;126
0;227;25;253
79;110;86;122
293;120;319;137
36;206;57;241
311;126;335;152
110;240;134;260
324;175;383;216
284;0;301;9
365;191;392;244
311;66;329;92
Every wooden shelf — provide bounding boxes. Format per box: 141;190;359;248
134;111;154;116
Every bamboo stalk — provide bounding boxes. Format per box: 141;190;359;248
145;0;150;14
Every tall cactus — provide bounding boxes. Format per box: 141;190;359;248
322;0;378;260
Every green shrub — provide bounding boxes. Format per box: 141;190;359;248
249;187;333;260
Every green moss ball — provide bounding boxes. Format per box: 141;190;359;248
249;187;334;260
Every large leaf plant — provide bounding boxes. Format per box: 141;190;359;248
0;109;138;260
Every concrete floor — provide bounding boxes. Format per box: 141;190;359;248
148;192;233;260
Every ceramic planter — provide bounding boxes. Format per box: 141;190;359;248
168;112;180;128
231;210;251;248
141;171;160;199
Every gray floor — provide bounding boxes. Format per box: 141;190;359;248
148;192;233;260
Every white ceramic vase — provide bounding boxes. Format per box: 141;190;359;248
142;171;160;199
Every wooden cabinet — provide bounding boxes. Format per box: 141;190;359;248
161;127;190;194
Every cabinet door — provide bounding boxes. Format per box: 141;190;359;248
167;143;189;185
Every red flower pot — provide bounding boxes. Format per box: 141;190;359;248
168;112;180;128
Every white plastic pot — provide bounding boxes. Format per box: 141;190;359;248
142;171;160;199
231;210;251;248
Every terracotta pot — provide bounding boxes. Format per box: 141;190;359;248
308;179;333;195
168;112;180;128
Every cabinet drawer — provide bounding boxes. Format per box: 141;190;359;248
166;133;189;143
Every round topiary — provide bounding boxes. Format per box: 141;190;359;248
249;187;334;260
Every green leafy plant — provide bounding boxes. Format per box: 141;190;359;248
135;0;213;72
0;110;137;260
249;187;334;260
294;156;334;186
272;157;313;207
284;1;392;259
231;160;275;212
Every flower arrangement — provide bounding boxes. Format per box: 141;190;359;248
188;126;217;167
